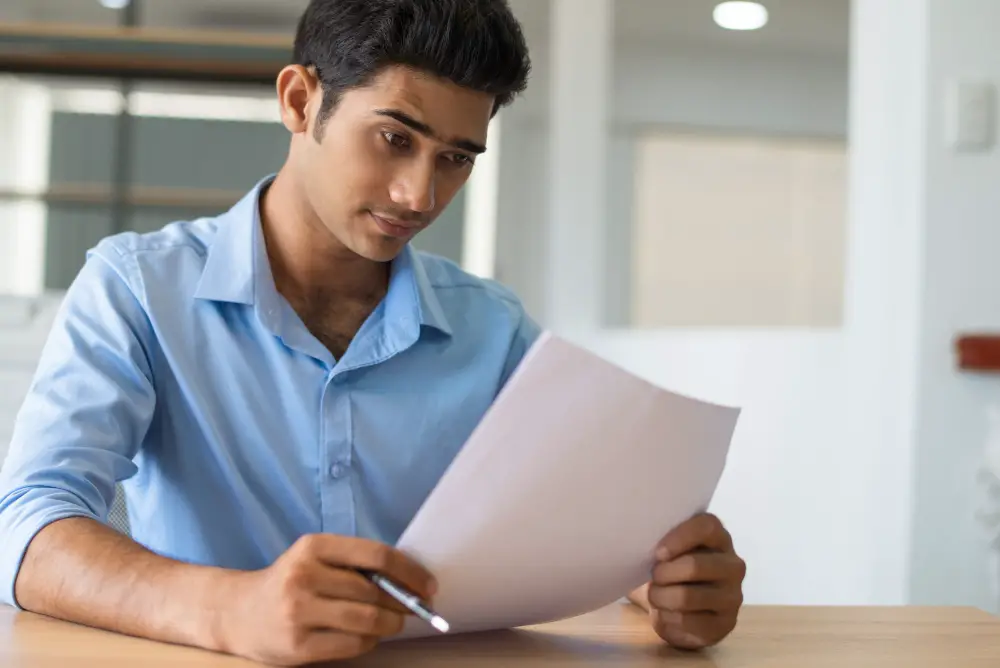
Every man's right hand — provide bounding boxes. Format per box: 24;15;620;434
213;534;437;666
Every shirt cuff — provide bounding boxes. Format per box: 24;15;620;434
0;489;99;609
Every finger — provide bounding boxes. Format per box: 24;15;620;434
307;565;411;614
295;630;380;664
298;535;437;600
652;552;746;586
304;599;406;638
654;610;734;650
657;514;733;560
648;583;742;614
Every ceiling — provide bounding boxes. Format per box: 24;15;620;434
612;0;849;57
0;0;849;59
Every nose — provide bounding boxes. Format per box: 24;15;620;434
389;159;436;214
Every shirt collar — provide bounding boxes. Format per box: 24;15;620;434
388;244;453;337
191;176;264;306
193;175;452;338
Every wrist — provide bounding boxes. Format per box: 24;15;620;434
190;567;249;654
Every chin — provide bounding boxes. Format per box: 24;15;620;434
357;236;409;263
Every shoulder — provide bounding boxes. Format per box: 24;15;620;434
85;215;223;306
411;250;542;364
89;216;219;272
413;250;532;322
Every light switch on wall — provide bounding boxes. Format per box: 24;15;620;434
945;80;996;152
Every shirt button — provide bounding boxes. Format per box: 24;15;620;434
329;463;348;479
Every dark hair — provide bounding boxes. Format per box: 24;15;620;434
292;0;531;137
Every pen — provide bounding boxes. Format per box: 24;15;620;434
363;571;450;633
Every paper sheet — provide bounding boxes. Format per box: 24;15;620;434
393;332;740;638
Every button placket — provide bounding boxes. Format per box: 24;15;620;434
319;371;356;534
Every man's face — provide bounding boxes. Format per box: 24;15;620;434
292;65;495;262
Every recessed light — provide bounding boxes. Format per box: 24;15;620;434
99;0;131;9
713;1;769;31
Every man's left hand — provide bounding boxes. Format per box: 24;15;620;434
638;513;746;650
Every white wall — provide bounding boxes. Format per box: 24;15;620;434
906;0;1000;609
573;330;867;605
839;0;1000;614
499;0;1000;614
495;42;849;323
492;31;868;608
613;44;848;138
838;0;927;608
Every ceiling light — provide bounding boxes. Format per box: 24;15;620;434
713;1;769;31
99;0;131;9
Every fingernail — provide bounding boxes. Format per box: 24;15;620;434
655;546;669;561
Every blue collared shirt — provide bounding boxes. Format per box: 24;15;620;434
0;177;540;608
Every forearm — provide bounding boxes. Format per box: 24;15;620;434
13;517;240;651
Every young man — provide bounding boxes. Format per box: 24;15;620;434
0;0;745;664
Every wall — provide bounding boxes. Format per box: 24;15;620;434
907;0;1000;610
572;329;863;605
499;2;998;613
496;42;849;323
490;34;869;607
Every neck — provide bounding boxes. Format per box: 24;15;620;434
259;168;389;304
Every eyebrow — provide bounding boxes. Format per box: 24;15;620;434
374;109;487;155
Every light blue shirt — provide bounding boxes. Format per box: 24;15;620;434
0;176;540;608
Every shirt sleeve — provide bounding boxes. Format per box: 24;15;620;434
0;246;156;609
498;306;543;391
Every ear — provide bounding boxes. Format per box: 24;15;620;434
276;65;321;135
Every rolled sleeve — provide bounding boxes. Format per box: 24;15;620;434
498;306;542;391
0;245;156;608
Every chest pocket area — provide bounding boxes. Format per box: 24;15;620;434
345;368;498;525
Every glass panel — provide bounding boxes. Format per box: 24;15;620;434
0;70;471;294
139;0;307;34
41;78;288;290
1;0;308;33
0;0;119;28
44;205;113;291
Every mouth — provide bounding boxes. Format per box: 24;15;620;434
370;212;421;239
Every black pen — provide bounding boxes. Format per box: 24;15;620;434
363;572;450;633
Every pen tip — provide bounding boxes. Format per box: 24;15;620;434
431;616;450;633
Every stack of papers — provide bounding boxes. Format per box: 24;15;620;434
394;332;740;638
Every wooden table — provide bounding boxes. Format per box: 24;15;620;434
3;603;1000;667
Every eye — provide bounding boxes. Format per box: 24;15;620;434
448;153;474;167
383;131;411;149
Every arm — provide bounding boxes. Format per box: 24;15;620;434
497;301;542;390
15;517;236;649
0;248;220;645
0;249;437;664
17;519;438;663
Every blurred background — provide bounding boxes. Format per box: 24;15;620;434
1;0;999;616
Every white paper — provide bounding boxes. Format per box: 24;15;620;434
393;331;740;638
